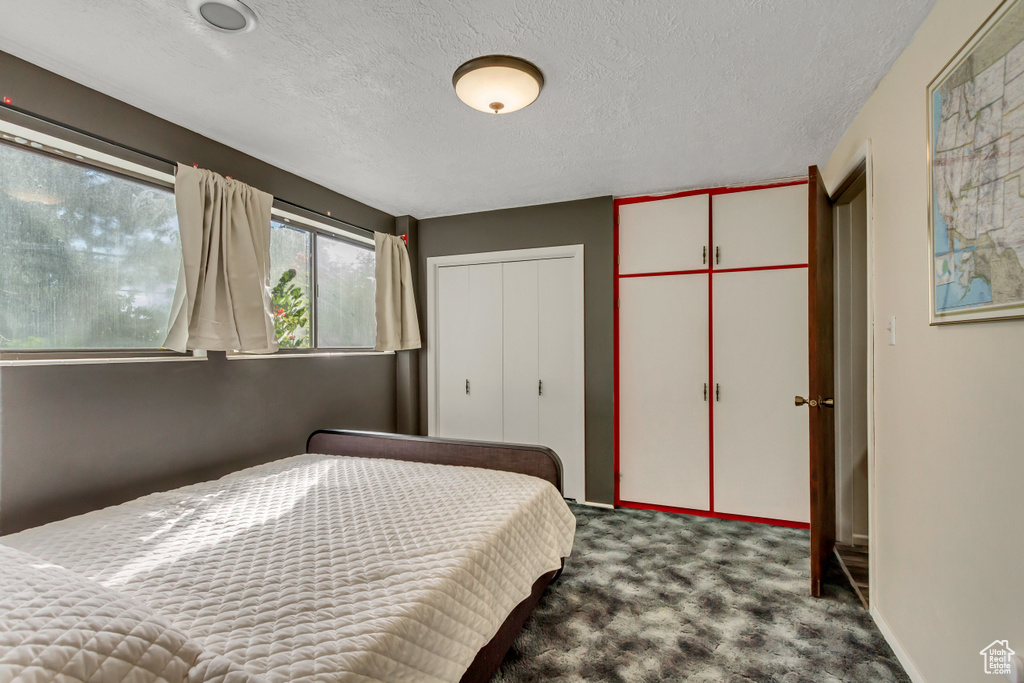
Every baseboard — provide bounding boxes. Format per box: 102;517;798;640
580;500;615;509
870;605;926;683
853;533;870;546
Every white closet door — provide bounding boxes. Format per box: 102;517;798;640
712;184;807;269
437;263;504;442
437;265;472;439
503;260;539;444
619;274;710;510
713;268;809;522
619;194;709;275
539;257;584;501
466;263;505;441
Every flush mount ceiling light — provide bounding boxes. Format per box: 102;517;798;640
187;0;258;33
452;56;544;114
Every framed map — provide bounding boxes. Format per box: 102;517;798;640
929;0;1024;324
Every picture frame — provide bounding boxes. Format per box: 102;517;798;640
927;0;1024;324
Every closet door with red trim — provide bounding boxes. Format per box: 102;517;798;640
619;274;710;510
619;194;709;274
712;184;807;269
712;268;809;523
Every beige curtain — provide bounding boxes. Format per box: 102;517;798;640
164;164;277;353
374;232;421;351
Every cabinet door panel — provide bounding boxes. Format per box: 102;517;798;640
619;194;709;275
437;265;472;438
619;275;710;510
465;263;505;441
712;184;807;269
713;268;809;522
503;260;540;444
539;257;584;501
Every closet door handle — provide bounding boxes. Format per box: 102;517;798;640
466;379;470;395
715;383;720;401
703;383;707;401
715;246;720;265
539;379;543;396
702;246;707;265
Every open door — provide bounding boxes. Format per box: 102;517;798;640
807;165;836;597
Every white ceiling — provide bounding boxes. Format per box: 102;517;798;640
0;0;934;219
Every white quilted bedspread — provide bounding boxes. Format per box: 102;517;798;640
2;455;575;683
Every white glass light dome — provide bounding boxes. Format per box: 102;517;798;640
452;56;544;114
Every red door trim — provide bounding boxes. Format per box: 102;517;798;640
613;177;809;528
707;193;715;513
615;178;808;207
714;263;809;274
618;500;810;530
618;267;709;279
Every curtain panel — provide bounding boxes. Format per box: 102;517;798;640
374;232;421;351
164;164;277;353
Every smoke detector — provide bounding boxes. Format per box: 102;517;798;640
187;0;258;34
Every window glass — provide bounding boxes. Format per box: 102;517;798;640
316;235;376;348
269;221;312;348
0;142;179;350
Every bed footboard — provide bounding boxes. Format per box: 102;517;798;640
306;430;563;495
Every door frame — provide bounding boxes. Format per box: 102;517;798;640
424;245;586;484
828;141;877;595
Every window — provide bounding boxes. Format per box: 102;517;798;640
268;216;377;351
1;114;378;357
0;140;180;351
316;234;376;348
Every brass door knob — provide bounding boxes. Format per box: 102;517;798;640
821;398;834;408
795;396;818;407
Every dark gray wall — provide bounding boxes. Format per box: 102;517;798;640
1;354;395;532
417;198;615;504
0;52;397;533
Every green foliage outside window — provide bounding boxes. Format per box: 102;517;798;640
271;268;309;348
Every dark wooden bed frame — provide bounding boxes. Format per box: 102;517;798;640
305;429;567;683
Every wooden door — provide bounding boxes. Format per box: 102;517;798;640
618;274;710;510
538;257;585;501
502;260;540;444
808;165;836;597
713;268;809;523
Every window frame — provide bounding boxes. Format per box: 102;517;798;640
0;108;379;362
263;207;377;355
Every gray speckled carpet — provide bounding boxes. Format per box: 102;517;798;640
495;504;908;683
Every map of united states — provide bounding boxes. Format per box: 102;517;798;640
933;24;1024;315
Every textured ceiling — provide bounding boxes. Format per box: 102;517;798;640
0;0;934;219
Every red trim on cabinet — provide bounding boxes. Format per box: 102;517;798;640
613;201;621;507
612;178;810;525
707;193;715;513
713;263;809;274
618;268;709;279
618;500;810;529
614;178;808;207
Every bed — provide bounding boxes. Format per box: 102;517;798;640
0;430;576;683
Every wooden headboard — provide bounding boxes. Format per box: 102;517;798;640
306;430;563;495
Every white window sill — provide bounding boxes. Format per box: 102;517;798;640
226;350;394;360
0;353;207;367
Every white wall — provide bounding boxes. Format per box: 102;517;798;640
823;1;1024;681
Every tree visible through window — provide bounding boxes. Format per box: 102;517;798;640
0;142;179;350
269;222;312;348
